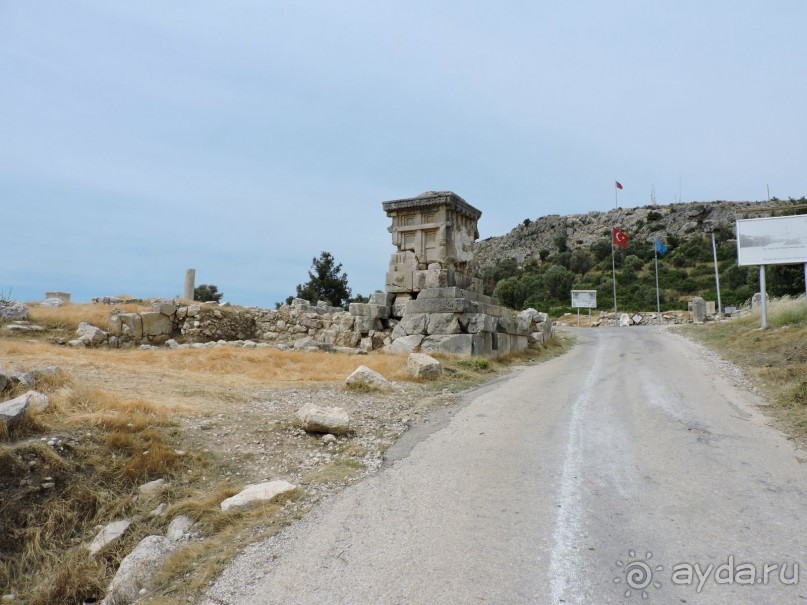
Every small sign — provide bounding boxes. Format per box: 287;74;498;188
632;313;643;325
724;306;737;316
571;290;597;308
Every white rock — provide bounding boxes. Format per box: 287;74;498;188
296;403;350;435
76;322;108;346
138;478;165;502
165;515;193;541
0;395;29;429
100;535;176;605
385;334;424;354
406;353;442;380
220;480;297;512
322;433;337;444
345;365;391;391
89;519;131;556
149;503;167;517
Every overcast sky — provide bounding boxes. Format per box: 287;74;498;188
2;1;806;306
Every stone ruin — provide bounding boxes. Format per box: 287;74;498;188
348;191;543;356
44;191;551;355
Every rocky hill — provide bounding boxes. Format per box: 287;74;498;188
475;199;803;270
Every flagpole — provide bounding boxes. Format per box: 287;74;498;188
611;230;618;322
654;242;661;325
612;180;618;323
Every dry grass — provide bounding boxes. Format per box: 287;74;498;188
27;302;151;332
685;295;807;442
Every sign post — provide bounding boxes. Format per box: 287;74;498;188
571;290;597;327
736;214;807;329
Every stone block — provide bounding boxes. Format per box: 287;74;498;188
459;313;498;334
424;268;449;289
349;303;389;319
153;302;177;317
420;334;473;356
353;316;376;334
511;335;529;353
108;315;123;337
385;335;424;353
334;331;361;348
386;271;413;293
400;313;428;335
335;315;355;331
406;297;475;314
391;293;412;318
369;291;395;307
426;313;462;335
406;352;442;379
496;333;512;356
141;312;172;337
472;332;493;356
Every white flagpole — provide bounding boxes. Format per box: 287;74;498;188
654;241;661;325
612;181;619;322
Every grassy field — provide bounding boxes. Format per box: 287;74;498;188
684;295;807;443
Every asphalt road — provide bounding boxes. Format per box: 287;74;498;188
205;327;807;604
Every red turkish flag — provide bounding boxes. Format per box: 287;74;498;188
613;227;628;248
615;181;623;190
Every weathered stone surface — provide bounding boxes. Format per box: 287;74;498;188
345;365;391;391
406;297;475;314
391;293;412;318
100;535;176;605
166;515;193;541
0;394;29;429
14;390;49;412
691;297;707;324
400;313;428;335
420;334;473;356
406;353;442;379
385;335;424;353
89;519;131;556
458;313;497;334
220;480;297;512
0;302;28;321
77;322;108;346
369;291;395;307
140;312;172;337
153;302;177;317
349;303;389;319
138;478;166;502
296;403;350;435
426;313;462;335
119;313;143;339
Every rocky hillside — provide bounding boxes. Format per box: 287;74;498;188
475;199;803;270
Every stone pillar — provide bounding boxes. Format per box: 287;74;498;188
692;297;706;324
184;269;196;301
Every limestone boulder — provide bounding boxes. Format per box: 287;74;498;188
76;322;108;346
0;394;29;430
296;402;350;435
138;478;166;502
100;535;176;605
426;313;462;335
345;365;391;391
89;519;131;556
0;302;28;321
140;312;172;337
165;515;194;541
406;353;442;380
385;335;424;353
220;480;297;512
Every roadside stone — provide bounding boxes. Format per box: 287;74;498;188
76;322;108;346
100;535;177;605
220;480;297;512
345;365;391;391
297;403;350;435
0;395;29;430
89;519;131;556
166;515;194;541
406;353;442;380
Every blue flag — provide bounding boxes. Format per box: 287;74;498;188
655;239;668;255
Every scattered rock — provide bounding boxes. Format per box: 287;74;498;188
296;403;350;435
100;535;177;605
322;433;337;444
0;302;28;321
220;480;297;512
89;519;131;556
345;365;391;391
76;322;108;346
0;395;30;430
39;297;65;308
149;503;167;517
19;390;49;412
406;353;442;380
165;515;193;541
138;478;166;502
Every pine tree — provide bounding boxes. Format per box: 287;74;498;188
290;252;353;308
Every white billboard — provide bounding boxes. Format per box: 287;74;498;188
736;215;807;266
571;290;597;308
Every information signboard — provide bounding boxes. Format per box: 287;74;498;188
736;215;807;266
571;290;597;308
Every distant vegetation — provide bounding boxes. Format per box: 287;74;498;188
482;206;807;316
280;251;366;309
194;284;223;303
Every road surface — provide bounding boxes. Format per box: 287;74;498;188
205;327;806;604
